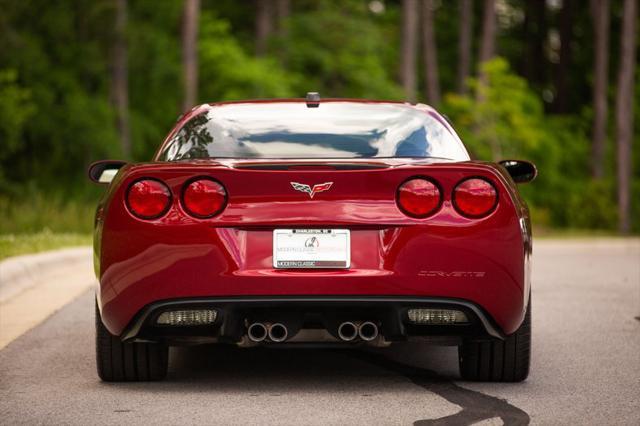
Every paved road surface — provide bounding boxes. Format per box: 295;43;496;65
1;240;639;425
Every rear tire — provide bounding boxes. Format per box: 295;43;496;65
95;302;168;381
459;300;531;382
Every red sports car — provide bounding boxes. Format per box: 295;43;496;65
89;95;536;382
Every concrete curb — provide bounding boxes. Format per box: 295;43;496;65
0;247;93;304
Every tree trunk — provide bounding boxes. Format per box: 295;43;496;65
422;0;440;105
553;0;574;113
590;0;610;179
255;0;274;56
274;0;290;64
111;0;130;159
456;0;473;94
401;0;419;102
182;0;200;112
615;0;637;234
478;0;496;66
477;0;498;159
522;1;546;89
275;0;290;37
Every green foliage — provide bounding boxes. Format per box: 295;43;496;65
127;0;183;160
0;0;119;195
0;0;636;237
443;58;547;160
0;70;36;189
443;58;621;231
198;13;296;100
281;1;403;99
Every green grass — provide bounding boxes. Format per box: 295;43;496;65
0;193;95;259
0;195;95;234
0;231;92;260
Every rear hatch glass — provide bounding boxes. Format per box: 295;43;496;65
158;101;469;161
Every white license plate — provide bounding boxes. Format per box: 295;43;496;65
273;229;350;269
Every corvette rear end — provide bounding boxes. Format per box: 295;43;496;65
90;98;535;382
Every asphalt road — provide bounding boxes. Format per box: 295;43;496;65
1;240;639;425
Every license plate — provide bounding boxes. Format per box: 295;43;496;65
273;229;350;269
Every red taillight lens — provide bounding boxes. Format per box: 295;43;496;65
182;178;227;218
397;178;442;218
453;178;498;218
126;179;171;219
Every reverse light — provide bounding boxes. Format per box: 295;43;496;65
397;178;442;218
126;179;171;219
182;178;227;218
407;309;468;324
156;309;217;326
453;178;498;218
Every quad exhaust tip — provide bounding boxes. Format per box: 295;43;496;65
358;321;379;341
268;323;289;342
247;322;268;342
337;322;359;341
251;320;377;343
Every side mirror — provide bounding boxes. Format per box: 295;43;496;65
498;160;537;184
88;160;127;184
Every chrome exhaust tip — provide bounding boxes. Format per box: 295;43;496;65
337;321;359;341
268;323;288;342
247;322;268;342
358;321;379;341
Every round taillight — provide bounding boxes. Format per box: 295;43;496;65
126;179;171;219
397;178;442;218
182;178;227;218
453;178;498;218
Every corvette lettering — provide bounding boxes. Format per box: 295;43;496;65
290;181;333;198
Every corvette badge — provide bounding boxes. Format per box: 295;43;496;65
290;182;333;199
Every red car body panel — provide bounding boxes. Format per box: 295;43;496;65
95;153;531;337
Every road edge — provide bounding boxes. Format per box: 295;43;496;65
0;246;96;350
0;246;93;304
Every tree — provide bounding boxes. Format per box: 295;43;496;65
421;0;440;105
274;0;290;64
255;0;274;56
615;0;637;234
111;0;131;159
443;58;548;162
456;0;473;94
522;1;546;90
478;0;496;65
275;0;290;37
474;0;498;158
477;0;496;92
276;3;402;99
553;0;574;113
0;70;35;188
198;11;295;100
400;0;419;102
182;0;200;112
590;0;610;179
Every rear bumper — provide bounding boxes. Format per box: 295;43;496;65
97;227;528;337
99;258;527;338
118;296;506;344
